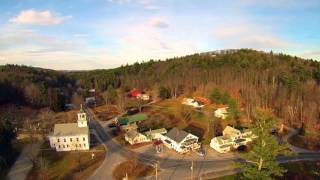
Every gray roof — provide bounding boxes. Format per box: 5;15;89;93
53;123;88;136
166;128;189;143
126;130;141;139
144;128;167;136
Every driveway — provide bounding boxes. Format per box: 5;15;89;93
283;126;320;153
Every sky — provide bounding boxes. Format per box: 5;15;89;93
0;0;319;70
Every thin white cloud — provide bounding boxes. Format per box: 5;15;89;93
299;50;320;60
148;17;168;28
108;0;159;10
213;22;292;49
9;9;70;25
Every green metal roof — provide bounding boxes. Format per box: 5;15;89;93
127;113;148;123
118;117;128;125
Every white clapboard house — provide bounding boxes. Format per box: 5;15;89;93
48;105;90;151
210;126;254;153
160;128;200;153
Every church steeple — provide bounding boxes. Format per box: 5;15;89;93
77;104;87;127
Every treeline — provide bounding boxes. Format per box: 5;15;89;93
0;65;74;112
70;49;320;130
1;49;320;130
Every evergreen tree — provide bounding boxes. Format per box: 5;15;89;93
227;98;240;120
238;110;289;179
158;86;171;99
48;88;65;112
299;122;306;136
221;91;231;104
209;88;222;103
104;85;117;104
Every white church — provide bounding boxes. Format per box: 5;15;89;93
48;105;90;152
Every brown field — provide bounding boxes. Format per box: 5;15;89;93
92;104;120;121
112;159;154;180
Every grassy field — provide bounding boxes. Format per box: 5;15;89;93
145;98;219;143
112;159;154;180
92;104;119;121
27;137;106;180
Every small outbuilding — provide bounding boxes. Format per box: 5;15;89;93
214;107;228;119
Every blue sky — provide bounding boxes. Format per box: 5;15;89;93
0;0;319;70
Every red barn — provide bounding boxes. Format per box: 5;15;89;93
129;89;141;97
195;97;211;104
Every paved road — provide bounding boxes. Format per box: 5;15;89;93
87;109;127;180
283;126;320;154
87;107;320;180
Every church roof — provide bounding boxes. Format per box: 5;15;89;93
52;123;88;136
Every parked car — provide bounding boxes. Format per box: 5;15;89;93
108;123;117;128
127;107;139;115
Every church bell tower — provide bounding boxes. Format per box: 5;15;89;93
77;104;88;127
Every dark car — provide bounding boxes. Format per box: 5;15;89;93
108;123;117;128
127;107;139;115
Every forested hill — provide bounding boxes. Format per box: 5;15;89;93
0;64;74;111
1;49;320;129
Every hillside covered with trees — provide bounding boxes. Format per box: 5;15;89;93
1;49;320;130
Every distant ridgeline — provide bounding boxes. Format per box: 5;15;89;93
1;49;320;129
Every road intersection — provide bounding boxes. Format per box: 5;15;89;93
87;107;320;180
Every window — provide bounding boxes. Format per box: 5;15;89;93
63;145;65;148
57;138;60;142
83;137;86;141
64;138;66;142
67;145;69;148
84;144;86;147
70;138;73;142
58;145;60;148
76;144;78;147
76;138;79;141
79;144;81;147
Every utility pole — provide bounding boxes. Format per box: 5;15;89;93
155;162;158;180
191;160;194;180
